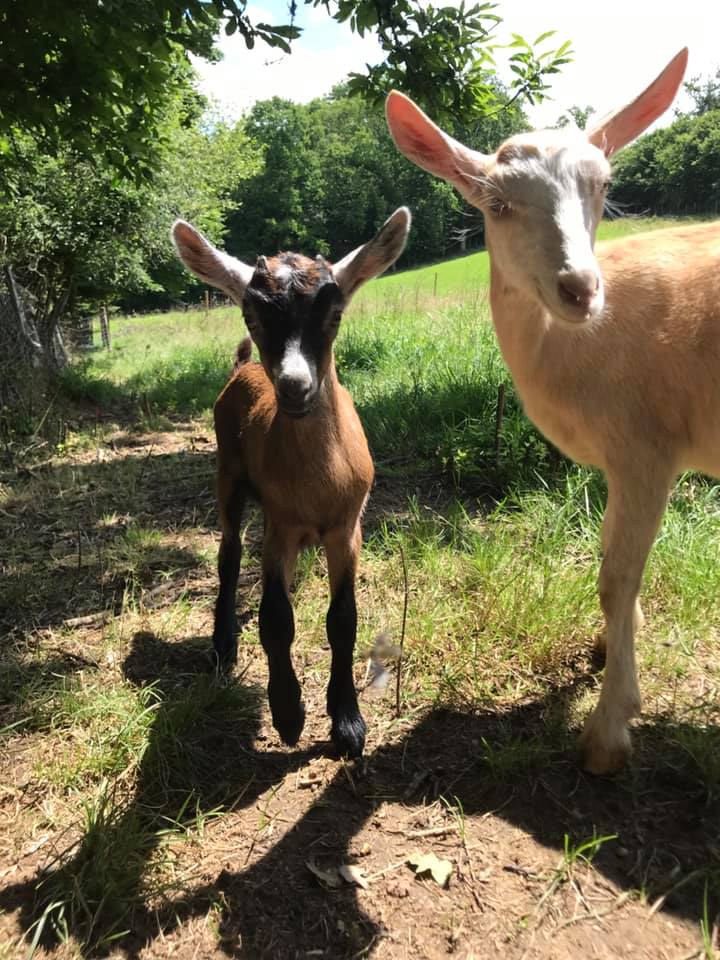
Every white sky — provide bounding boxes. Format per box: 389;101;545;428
194;1;720;130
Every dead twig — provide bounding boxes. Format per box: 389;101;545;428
365;859;408;883
555;890;632;930
63;610;113;628
395;542;409;718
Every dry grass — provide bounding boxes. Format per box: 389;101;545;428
1;421;719;959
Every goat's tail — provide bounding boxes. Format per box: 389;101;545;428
234;336;253;370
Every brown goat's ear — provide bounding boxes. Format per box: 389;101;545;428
171;220;253;303
587;48;688;157
333;207;411;302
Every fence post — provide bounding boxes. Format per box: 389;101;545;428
4;264;41;352
100;304;111;349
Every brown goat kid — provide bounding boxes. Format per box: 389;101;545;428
172;209;411;757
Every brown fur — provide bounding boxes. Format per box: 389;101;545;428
252;253;326;296
171;208;410;756
214;357;374;545
496;141;540;164
234;337;253;370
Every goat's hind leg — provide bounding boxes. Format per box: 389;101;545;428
324;522;366;758
578;464;673;774
213;469;247;669
259;523;305;746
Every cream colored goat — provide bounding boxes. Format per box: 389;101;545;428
386;48;720;774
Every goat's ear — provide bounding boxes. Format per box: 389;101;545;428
333;207;411;302
385;91;489;203
172;220;253;303
587;48;688;157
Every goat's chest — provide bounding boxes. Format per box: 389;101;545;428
493;312;605;467
520;387;602;466
253;428;372;530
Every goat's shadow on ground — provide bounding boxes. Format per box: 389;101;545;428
2;631;719;958
0;630;319;953
159;699;720;958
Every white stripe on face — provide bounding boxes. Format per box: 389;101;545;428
276;337;313;392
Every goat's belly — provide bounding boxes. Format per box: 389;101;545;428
682;440;720;478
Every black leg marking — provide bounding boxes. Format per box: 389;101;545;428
260;575;305;746
213;537;241;668
212;480;245;669
326;576;366;758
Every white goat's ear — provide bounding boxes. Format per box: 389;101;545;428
333;207;411;301
587;48;688;157
171;220;253;303
385;91;490;204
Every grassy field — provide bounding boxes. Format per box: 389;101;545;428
2;216;719;959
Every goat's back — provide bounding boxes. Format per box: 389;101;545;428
596;222;720;472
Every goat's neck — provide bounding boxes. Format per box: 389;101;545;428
489;260;554;389
488;259;602;465
317;357;341;412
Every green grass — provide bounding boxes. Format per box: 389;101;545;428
4;215;719;955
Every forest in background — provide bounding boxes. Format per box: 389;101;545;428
0;0;719;446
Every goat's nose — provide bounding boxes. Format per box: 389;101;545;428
277;375;311;401
557;268;600;311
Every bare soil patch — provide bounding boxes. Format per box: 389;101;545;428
1;426;717;959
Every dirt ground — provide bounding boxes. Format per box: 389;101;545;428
1;426;718;959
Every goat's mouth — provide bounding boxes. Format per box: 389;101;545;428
277;397;317;419
536;281;603;328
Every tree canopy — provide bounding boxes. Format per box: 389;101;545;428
0;0;569;434
227;81;527;270
0;0;569;177
610;70;720;217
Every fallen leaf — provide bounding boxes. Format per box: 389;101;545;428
407;850;453;888
306;860;341;888
365;631;401;696
339;864;368;889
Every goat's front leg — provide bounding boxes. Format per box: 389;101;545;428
213;469;247;668
593;504;646;660
323;522;366;758
578;465;673;774
259;522;304;746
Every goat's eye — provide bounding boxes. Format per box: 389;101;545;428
601;179;611;192
326;309;342;332
242;311;261;338
487;196;511;217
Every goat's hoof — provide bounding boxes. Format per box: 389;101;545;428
331;713;366;759
274;703;306;747
577;723;631;775
212;641;237;673
269;677;305;746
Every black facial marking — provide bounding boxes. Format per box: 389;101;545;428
240;254;345;401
